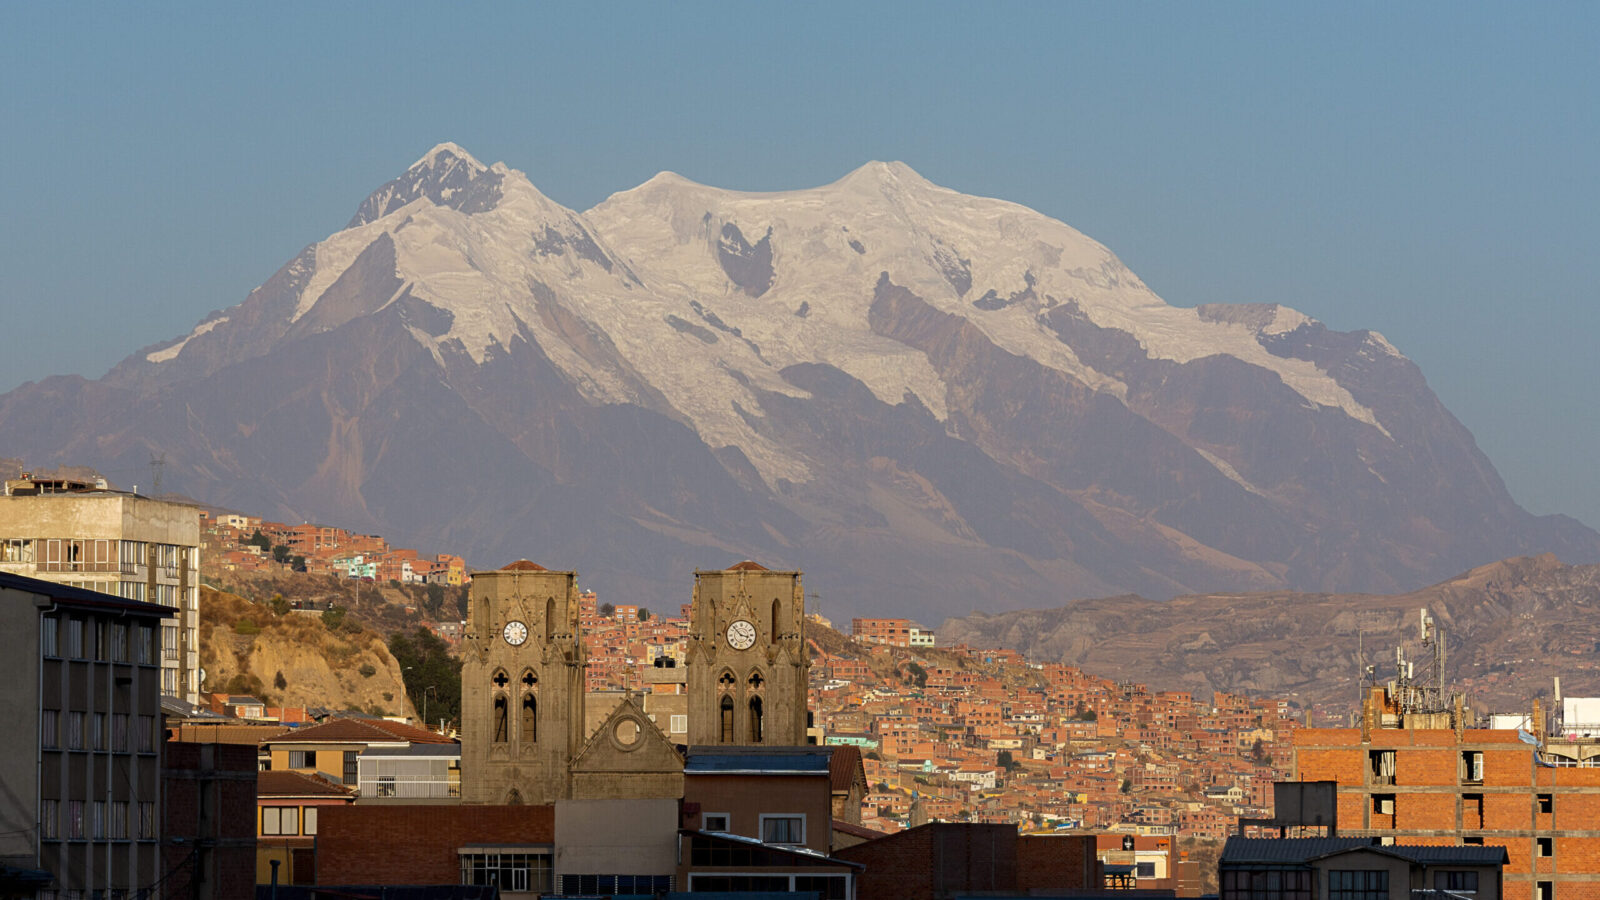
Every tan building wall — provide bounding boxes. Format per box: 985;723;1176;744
553;798;678;881
0;491;201;703
686;773;833;854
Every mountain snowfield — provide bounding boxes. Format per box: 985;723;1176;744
147;145;1382;488
8;142;1591;617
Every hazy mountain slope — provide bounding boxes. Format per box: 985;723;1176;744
937;554;1600;712
3;144;1595;617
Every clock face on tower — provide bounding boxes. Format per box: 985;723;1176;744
503;620;528;646
725;619;757;650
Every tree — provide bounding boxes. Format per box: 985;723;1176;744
637;607;651;623
321;605;346;631
904;661;928;689
997;750;1020;771
269;594;290;617
424;583;446;615
290;555;307;572
599;602;615;618
246;530;271;551
1073;701;1097;721
389;626;463;729
271;544;291;564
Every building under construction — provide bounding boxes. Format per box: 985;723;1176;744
1292;609;1600;900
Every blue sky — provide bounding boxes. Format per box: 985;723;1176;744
2;3;1597;530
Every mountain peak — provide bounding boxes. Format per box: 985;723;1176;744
833;159;932;192
349;142;504;228
411;141;487;174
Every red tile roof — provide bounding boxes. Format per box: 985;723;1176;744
501;560;547;571
830;745;866;791
727;560;768;571
268;717;458;746
257;770;356;798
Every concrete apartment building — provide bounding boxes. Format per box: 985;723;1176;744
1294;685;1600;900
0;474;202;703
0;570;173;898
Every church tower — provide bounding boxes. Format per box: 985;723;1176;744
686;561;808;746
460;561;585;804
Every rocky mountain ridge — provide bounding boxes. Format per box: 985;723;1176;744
938;554;1600;713
2;144;1595;618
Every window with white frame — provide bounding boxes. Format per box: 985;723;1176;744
459;850;553;894
670;714;687;734
759;813;804;845
261;806;299;836
702;812;731;832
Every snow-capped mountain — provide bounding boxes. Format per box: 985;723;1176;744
7;144;1595;617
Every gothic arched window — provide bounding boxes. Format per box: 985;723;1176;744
493;695;509;743
521;694;536;743
720;695;735;743
771;598;783;639
749;695;764;743
545;597;556;641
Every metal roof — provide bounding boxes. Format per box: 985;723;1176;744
1221;837;1508;867
684;747;832;775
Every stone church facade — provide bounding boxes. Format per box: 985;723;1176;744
460;559;808;804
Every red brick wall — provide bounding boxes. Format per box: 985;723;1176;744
316;805;555;884
163;742;258;900
1016;835;1097;892
837;823;1018;900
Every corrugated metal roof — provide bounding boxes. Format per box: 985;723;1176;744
1221;837;1508;867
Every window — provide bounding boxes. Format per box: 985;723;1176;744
1373;794;1394;816
1461;750;1484;784
1136;862;1156;878
137;716;154;753
110;802;128;840
303;806;318;835
702;813;731;832
521;694;536;743
92;801;106;839
67;712;85;750
1435;871;1479;894
138;802;154;840
111;714;128;753
1537;837;1552;857
459;851;553;894
66;801;84;840
1538;883;1553;900
2;538;33;563
261;807;299;836
136;625;153;664
288;750;312;769
92;714;105;750
42;617;58;657
759;814;804;845
41;800;58;840
343;750;358;784
749;695;763;743
1369;749;1396;785
1463;837;1484;846
1328;870;1387;900
1464;793;1484;828
720;696;734;743
109;624;127;662
42;710;58;749
1539;793;1553;814
1220;870;1313;900
670;714;687;734
559;875;673;896
493;695;509;743
162;626;178;660
68;619;84;658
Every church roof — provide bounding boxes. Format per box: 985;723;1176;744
500;560;548;571
726;560;768;571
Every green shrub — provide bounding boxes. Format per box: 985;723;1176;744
358;663;377;678
234;619;261;636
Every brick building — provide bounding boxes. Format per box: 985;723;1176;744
1294;687;1600;900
